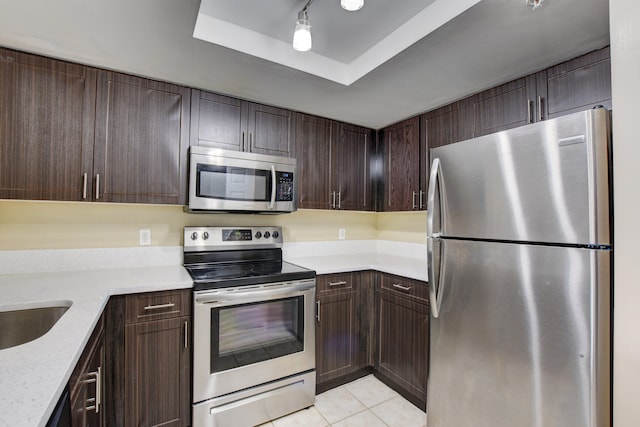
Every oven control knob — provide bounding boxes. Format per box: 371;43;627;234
202;232;209;240
255;231;262;239
264;231;271;239
190;232;198;241
272;231;279;239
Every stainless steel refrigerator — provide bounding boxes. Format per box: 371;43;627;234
426;108;612;427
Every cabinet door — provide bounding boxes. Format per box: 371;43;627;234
538;46;611;120
377;289;428;408
190;90;247;151
247;103;294;157
0;48;96;201
383;117;421;211
295;113;336;209
316;290;358;385
334;124;372;211
94;71;190;204
125;316;190;427
471;75;537;137
421;103;467;209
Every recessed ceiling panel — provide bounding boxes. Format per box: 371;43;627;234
194;0;482;85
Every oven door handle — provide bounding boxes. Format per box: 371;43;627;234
195;281;315;304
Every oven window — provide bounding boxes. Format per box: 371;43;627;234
210;296;304;373
196;164;270;201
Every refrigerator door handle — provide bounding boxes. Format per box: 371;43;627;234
428;236;444;318
427;157;444;238
427;157;445;318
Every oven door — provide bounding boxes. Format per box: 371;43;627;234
188;147;296;213
193;279;316;403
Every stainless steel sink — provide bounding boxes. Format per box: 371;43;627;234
0;302;72;350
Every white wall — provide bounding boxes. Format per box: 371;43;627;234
610;0;640;425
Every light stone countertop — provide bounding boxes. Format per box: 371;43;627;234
288;253;428;282
0;265;193;427
0;241;426;427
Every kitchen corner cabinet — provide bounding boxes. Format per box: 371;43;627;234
295;113;373;211
382;116;421;211
375;273;429;409
315;272;369;391
70;314;105;427
93;71;190;204
0;48;97;201
190;89;294;157
123;290;191;427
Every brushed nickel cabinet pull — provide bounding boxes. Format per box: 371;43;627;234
184;320;188;349
538;95;544;121
329;281;347;287
82;173;88;199
419;190;424;210
527;99;533;124
331;191;336;209
392;283;412;291
84;367;101;413
143;302;175;311
95;174;100;200
412;191;417;210
337;191;341;209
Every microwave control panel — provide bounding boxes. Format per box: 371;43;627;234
275;172;294;201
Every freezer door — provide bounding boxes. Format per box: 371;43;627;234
429;109;611;246
427;239;610;427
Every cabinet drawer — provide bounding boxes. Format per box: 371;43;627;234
380;273;428;303
125;289;191;324
316;273;355;294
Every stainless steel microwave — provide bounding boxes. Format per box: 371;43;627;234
186;147;297;213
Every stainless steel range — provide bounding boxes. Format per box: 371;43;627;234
184;226;316;427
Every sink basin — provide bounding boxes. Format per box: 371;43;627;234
0;302;72;350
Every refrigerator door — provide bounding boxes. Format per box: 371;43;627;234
427;239;611;427
428;109;611;246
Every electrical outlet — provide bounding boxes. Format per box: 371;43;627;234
339;228;346;240
139;229;151;246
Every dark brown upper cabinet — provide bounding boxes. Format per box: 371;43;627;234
191;89;294;157
93;71;190;205
382;116;421;212
537;46;611;120
470;46;611;137
0;48;97;201
295;113;373;211
421;101;473;200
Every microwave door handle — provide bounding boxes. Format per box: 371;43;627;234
269;165;276;209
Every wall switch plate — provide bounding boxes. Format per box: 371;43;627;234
339;228;346;240
139;229;151;246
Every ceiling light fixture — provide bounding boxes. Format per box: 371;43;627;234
293;0;313;52
525;0;544;9
341;0;365;12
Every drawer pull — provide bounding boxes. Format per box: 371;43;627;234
392;283;412;292
329;281;347;287
143;302;175;311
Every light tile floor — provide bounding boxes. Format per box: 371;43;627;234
257;375;427;427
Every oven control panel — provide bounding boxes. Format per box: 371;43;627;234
184;226;284;251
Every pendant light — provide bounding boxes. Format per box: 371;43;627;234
341;0;365;11
293;8;312;52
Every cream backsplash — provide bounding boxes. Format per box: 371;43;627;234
0;200;425;250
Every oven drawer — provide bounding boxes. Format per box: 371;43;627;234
125;289;191;324
316;273;355;294
380;273;429;303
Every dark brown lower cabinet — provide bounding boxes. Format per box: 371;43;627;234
125;316;190;427
375;273;429;409
315;272;371;392
70;315;105;427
